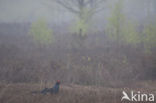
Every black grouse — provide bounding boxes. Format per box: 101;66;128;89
32;80;60;94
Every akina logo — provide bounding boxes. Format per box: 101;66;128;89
121;91;155;102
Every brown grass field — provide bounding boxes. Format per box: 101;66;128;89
0;81;155;103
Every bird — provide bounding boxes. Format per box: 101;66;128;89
32;80;61;95
41;80;60;94
51;80;60;94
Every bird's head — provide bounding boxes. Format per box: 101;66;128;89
56;80;60;85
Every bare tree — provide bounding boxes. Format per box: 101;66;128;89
53;0;106;43
52;0;106;22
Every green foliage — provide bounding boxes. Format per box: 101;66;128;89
74;18;88;36
70;8;91;50
143;22;156;48
106;0;124;40
122;21;140;44
106;0;140;45
72;8;91;36
29;19;54;45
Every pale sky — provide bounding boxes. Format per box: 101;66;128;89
0;0;74;23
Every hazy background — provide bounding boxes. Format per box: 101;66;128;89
0;0;156;86
0;0;156;103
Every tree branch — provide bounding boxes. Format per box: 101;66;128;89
55;0;80;14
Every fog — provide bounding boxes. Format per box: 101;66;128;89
1;0;155;22
0;0;156;86
0;0;156;103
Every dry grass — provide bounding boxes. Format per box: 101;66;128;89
0;81;155;103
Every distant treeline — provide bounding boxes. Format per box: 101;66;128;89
0;23;155;87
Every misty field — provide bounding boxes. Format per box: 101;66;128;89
0;0;156;103
0;81;156;103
